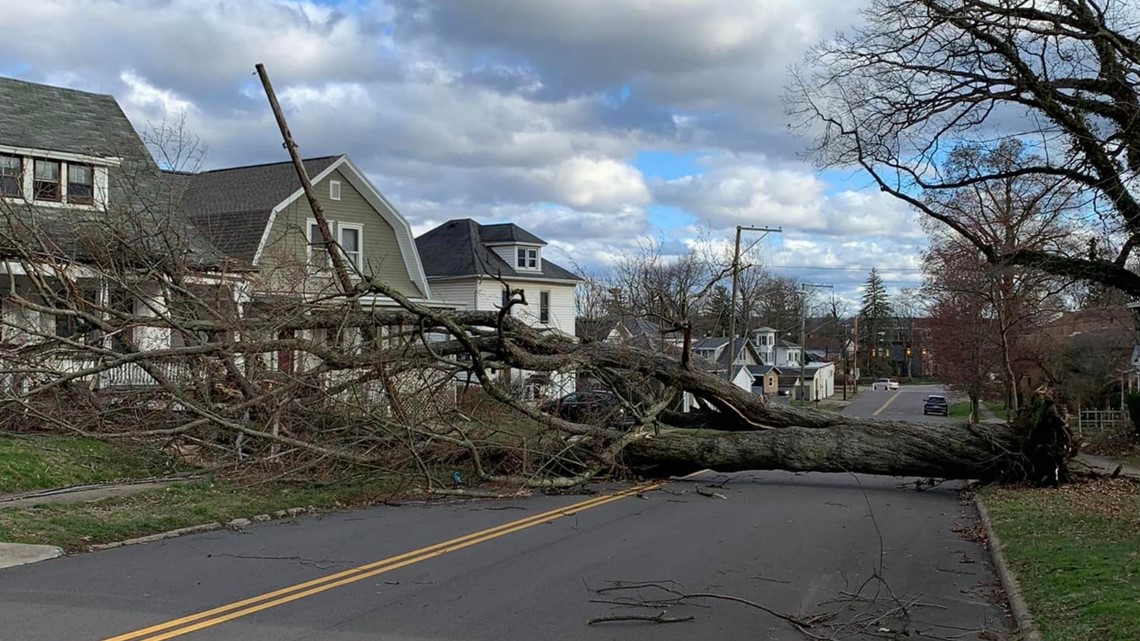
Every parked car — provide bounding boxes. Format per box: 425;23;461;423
539;390;633;426
872;378;900;391
923;395;949;416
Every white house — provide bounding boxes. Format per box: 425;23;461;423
415;219;581;399
751;327;803;367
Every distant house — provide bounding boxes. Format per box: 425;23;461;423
692;337;763;371
415;219;581;399
576;316;680;350
750;327;803;367
748;364;781;397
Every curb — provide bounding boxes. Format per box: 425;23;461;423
87;506;314;552
975;497;1041;641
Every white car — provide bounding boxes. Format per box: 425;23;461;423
872;378;901;391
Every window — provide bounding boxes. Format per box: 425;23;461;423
516;247;538;269
308;220;330;268
329;180;341;201
539;291;550;323
0;155;21;197
67;164;94;204
339;224;362;270
34;159;61;201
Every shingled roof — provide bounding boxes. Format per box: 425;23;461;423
0;77;230;268
0;77;149;159
415;219;580;281
176;156;341;263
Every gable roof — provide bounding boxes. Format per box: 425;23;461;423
415;219;580;282
691;337;760;367
692;337;730;351
0;77;149;159
175;156;341;263
747;364;780;377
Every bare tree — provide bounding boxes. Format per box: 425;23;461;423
789;0;1140;296
923;139;1077;413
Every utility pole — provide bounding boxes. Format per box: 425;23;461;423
726;225;782;381
799;283;832;403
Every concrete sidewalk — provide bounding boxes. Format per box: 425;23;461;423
0;543;63;571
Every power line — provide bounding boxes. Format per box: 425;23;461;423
767;265;925;273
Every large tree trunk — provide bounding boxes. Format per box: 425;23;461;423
627;394;1075;485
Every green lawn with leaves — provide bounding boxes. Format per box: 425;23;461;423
980;479;1140;641
0;436;173;494
0;476;402;551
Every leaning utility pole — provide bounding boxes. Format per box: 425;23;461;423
798;283;832;403
726;225;781;381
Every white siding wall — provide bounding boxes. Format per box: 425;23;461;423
428;276;577;398
427;280;479;309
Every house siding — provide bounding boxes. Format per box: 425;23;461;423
428;279;479;310
426;275;575;397
256;169;421;298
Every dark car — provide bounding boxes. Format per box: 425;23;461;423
539;390;632;426
923;394;949;416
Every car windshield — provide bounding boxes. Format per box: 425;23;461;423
927;396;946;402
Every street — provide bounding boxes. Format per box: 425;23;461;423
843;383;958;423
0;386;1008;640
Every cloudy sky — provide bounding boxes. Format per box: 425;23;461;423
0;0;927;302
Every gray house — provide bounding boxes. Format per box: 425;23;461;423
0;75;438;385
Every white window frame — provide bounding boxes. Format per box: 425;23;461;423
515;247;539;270
339;222;364;272
539;290;551;324
329;180;342;201
307;218;332;269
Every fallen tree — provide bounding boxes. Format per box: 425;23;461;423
0;65;1080;492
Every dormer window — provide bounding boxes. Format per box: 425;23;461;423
0;155;21;197
516;247;538;269
68;164;94;204
34;159;61;201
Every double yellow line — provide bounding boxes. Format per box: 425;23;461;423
101;482;661;641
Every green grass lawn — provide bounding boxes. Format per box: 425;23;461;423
948;401;972;418
0;476;402;551
0;436;173;494
981;479;1140;641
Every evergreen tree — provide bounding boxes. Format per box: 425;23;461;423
859;268;892;376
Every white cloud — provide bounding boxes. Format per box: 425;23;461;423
0;0;939;299
527;157;650;211
655;159;923;240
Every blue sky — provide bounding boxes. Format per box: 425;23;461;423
0;0;929;304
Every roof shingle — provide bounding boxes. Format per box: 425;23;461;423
415;219;580;281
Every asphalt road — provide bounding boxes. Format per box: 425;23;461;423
1;389;1008;641
844;383;959;423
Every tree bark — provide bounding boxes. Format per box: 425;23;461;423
628;394;1074;485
